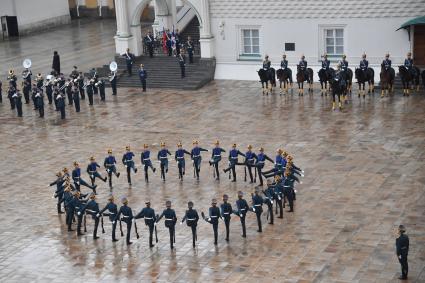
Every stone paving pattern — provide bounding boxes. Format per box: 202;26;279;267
0;19;424;283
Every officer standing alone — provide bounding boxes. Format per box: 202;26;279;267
139;64;147;92
178;51;186;78
395;225;409;280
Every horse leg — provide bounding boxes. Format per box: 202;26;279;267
358;83;361;98
320;81;324;96
339;94;342;109
332;93;336;110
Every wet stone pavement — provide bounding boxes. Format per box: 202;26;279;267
0;81;424;283
0;19;424;283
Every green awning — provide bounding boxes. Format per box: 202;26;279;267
397;16;425;30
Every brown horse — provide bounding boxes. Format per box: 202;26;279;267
296;66;313;95
276;68;292;94
380;66;395;97
398;66;420;96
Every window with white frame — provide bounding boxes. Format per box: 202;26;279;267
324;28;344;60
240;28;260;58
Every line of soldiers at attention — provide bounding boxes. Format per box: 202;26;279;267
1;65;117;119
50;141;303;192
49;159;302;248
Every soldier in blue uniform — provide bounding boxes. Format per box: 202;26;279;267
122;48;135;76
64;185;75;231
109;69;117;96
201;198;221;245
79;193;100;239
12;89;23;117
209;140;226;180
104;149;120;190
263;55;271;70
65;79;73;105
262;180;275;224
56;92;66;119
244;145;257;183
321;53;331;77
7;84;16;110
157;200;177;249
299;54;308;78
157;142;172;181
138;64;147;92
220;194;232;241
73;191;88;236
96;79;106;101
181;201;199;247
360;53;369;76
190;140;208;180
251;188;264;232
116;197;134;245
22;78;31;104
262;149;286;178
72;84;80;112
175;142;191;181
98;195;119;242
77;72;85;100
233;191;250;238
87;156;107;186
382;53;391;70
50;171;65;214
144;31;154;58
186;36;194;64
30;83;39;110
280;54;293;85
283;169;296;212
404;52;416;78
395;225;409;280
340;54;349;72
271;175;284;218
141;144;156;182
135;200;157;248
122;145;137;187
178;52;186;78
223;143;245;182
255;147;274;186
72;161;97;193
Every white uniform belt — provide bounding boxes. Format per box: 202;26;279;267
193;155;200;158
86;209;96;213
223;212;230;215
165;218;174;221
122;215;129;218
210;216;218;218
248;158;254;161
214;154;221;157
160;156;168;159
254;204;261;207
74;177;80;179
240;208;246;211
258;161;264;164
177;157;184;159
187;218;196;221
89;170;96;173
145;217;153;220
143;158;150;161
106;163;114;166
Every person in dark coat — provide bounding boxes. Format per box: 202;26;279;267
52;51;60;74
396;225;409;280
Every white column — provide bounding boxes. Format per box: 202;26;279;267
169;0;177;28
198;0;214;58
115;0;130;37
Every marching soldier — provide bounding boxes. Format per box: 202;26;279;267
72;161;97;193
8;69;17;88
49;171;65;214
64;185;75;231
70;65;79;80
116;197;134;245
86;79;94;105
283;169;295;212
79;193;100;239
157;142;171;181
251;188;264;233
157;200;178;249
175;142;191;181
233;191;250;238
181;201;199;247
45;77;53;104
280;54;293;85
31;83;38;110
73;191;88;236
122;145;137;187
339;54;349;72
201;198;221;245
98;195;119;242
22;78;31;104
272;175;284;218
135;200;157;248
7;84;16;110
90;68;99;95
144;31;154;58
122;48;135;76
96;79;106;101
178;51;186;78
77;72;85;100
52;85;60;111
138;64;147;92
56;92;66;119
187;36;194;64
209;140;226;180
395;225;409;280
72;84;80;112
262;149;286;178
36;73;43;89
223;143;245;182
104;149;121;190
360;53;369;76
220;194;232;242
109;69;117;96
87;156;107;186
190;140;208;180
404;52;416;78
34;86;44;118
141;144;156;182
12;88;23;117
299;54;308;78
263;180;275;224
244;145;257;183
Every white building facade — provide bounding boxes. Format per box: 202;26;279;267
113;0;425;82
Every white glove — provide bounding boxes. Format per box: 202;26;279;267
252;208;256;212
77;212;81;216
180;222;183;225
125;165;127;168
132;218;135;223
271;201;274;205
278;196;282;200
112;221;116;224
91;175;94;179
77;182;80;185
96;214;100;217
294;190;298;193
208;218;211;221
